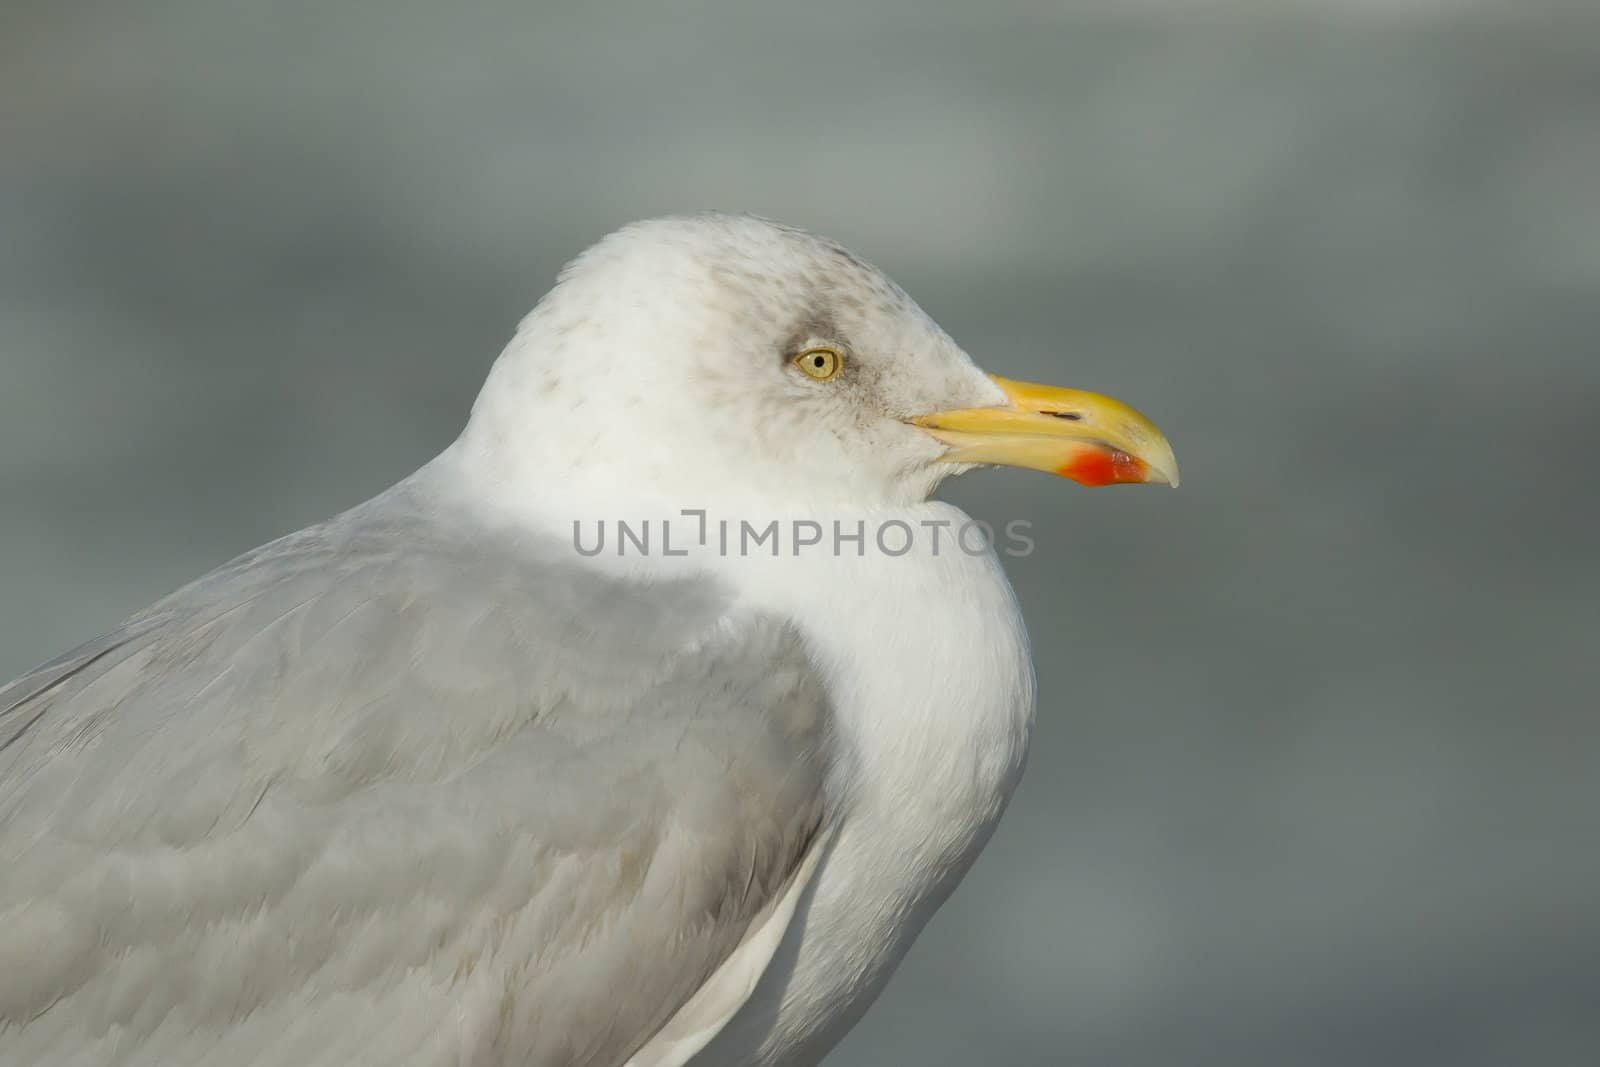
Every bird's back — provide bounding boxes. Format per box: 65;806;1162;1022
0;472;834;1066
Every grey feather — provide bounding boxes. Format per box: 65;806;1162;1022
0;469;834;1066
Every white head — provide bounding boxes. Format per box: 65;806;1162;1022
459;214;1176;513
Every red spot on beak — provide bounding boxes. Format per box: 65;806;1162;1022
1058;448;1149;487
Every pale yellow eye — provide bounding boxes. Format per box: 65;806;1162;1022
794;346;843;381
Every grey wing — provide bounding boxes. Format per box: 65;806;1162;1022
0;484;834;1067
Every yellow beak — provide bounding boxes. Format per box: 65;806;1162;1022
910;375;1179;488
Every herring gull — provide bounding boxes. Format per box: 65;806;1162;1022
0;214;1177;1066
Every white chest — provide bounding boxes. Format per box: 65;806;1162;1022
698;506;1037;1065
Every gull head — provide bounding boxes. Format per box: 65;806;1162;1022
461;213;1177;510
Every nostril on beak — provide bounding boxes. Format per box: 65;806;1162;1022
1048;411;1083;421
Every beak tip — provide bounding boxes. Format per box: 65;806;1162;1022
1152;443;1179;488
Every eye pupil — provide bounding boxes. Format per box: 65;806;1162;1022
813;356;826;368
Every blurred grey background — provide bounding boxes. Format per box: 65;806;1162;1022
3;1;1598;1063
